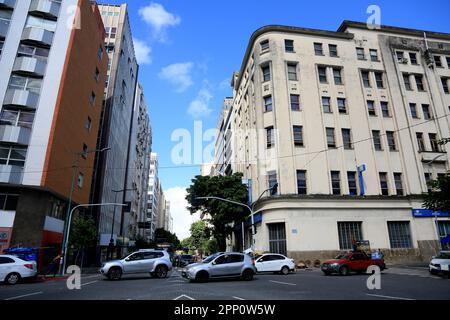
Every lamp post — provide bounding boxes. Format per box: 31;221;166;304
59;147;110;275
60;202;126;275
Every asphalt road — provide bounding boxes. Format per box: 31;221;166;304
1;266;449;300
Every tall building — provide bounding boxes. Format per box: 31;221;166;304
221;21;450;263
147;152;160;240
0;0;107;253
214;97;233;176
124;82;151;241
91;4;138;251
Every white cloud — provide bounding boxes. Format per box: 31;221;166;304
158;62;194;92
219;77;231;90
164;186;199;240
133;38;152;65
187;88;213;119
138;2;180;41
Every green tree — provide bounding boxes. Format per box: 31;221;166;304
205;238;219;255
134;235;156;249
423;172;450;212
186;173;248;251
69;215;97;266
155;228;181;249
190;220;210;252
181;237;192;251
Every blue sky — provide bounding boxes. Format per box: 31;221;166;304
97;0;450;238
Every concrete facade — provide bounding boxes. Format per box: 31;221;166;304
221;21;450;263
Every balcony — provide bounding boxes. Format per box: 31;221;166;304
0;125;32;145
29;0;61;20
421;151;447;163
0;165;23;184
21;27;53;46
12;56;47;77
0;0;15;9
3;89;39;109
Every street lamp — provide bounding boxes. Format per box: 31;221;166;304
60;202;126;275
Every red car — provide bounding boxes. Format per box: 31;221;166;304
321;251;386;276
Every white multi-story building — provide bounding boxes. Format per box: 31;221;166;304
221;21;450;263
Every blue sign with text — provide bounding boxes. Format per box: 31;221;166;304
412;209;450;218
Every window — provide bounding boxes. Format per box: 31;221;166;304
85;117;92;131
267;171;278;195
338;222;362;250
369;49;379;61
318;66;327;83
0;40;4;57
416;132;425;151
263;95;272;112
424;173;432;193
0;194;19;211
329;44;338;57
331;171;341;195
447;57;450;69
98;45;103;60
314;43;323;55
386;131;397;151
429;133;440;152
342;129;352;149
372;130;382;150
25;15;57;32
290;94;300;111
287;63;297;81
0;145;27;167
415;75;425;91
374;72;384;88
89;92;96;105
434;55;442;67
361;71;371;88
285;39;294;53
77;173;84;188
394;173;404;195
268;223;287;255
337;98;346;113
266;126;274;148
387;221;412;249
81;144;88;159
262;65;271;82
422;104;431;120
293;126;303;146
260;40;269;51
409;103;418;118
441;77;449;94
0;109;34;129
379;172;389;195
367;100;376;116
17;44;49;60
8;75;42;94
95;68;100;82
396;51;405;62
403;74;412;90
0;257;15;264
322;97;331;113
333;68;343;85
409;52;418;65
109;27;117;39
296;170;307;194
381;101;390;117
347;171;358;195
326;127;335;147
356;47;365;60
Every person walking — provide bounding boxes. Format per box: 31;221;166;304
46;253;62;278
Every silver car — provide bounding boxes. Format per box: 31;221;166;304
181;252;256;282
100;249;172;280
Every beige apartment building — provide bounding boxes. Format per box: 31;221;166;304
221;21;450;263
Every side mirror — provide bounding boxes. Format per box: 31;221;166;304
211;261;217;265
125;258;130;262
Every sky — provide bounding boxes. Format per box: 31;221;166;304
97;0;450;239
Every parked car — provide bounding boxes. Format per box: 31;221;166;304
0;255;37;285
254;253;295;275
100;249;172;280
429;251;450;277
181;252;256;282
321;251;386;276
179;254;195;267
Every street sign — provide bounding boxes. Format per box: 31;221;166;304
412;209;450;217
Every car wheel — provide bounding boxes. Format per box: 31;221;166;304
154;265;168;279
429;269;438;275
195;271;209;283
281;266;290;275
108;267;122;280
241;269;254;281
339;266;349;276
5;273;21;285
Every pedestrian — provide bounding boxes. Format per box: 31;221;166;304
352;239;358;252
46;253;62;278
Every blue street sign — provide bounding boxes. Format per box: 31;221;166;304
412;209;450;218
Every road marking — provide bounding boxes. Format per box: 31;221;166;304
81;280;98;286
269;280;297;286
233;296;245;300
4;291;43;300
173;294;195;300
366;294;415;301
82;275;101;279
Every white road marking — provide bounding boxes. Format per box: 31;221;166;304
81;280;98;286
269;280;297;286
233;296;245;300
173;294;195;300
81;275;101;279
4;291;43;300
366;294;415;301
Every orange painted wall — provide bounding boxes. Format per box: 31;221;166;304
41;1;108;204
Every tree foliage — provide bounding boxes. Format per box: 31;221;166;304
423;172;450;212
69;215;97;249
186;173;248;251
155;228;181;249
190;220;210;250
134;235;156;249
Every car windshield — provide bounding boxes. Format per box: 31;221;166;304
335;254;350;260
202;253;221;263
436;252;450;259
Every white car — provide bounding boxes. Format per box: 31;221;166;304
255;253;295;275
0;255;37;285
429;251;450;276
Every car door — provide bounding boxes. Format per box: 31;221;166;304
123;252;144;273
349;253;365;271
140;252;157;272
0;257;11;280
256;255;270;272
209;254;231;277
270;255;286;271
227;254;245;275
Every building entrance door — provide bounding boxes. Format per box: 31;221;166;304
268;223;286;255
